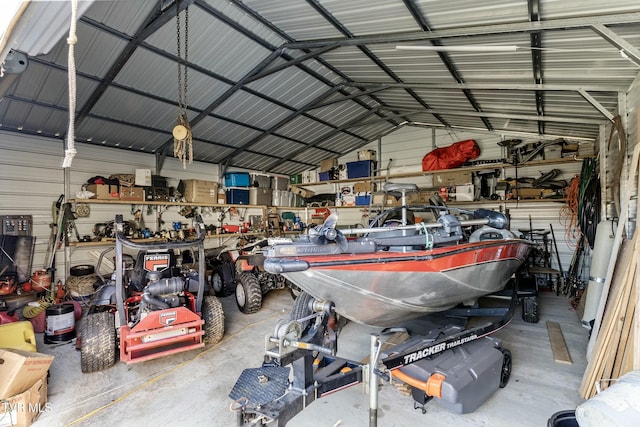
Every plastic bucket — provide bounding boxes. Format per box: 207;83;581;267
44;304;76;343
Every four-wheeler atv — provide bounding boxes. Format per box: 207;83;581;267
206;239;299;314
80;214;224;373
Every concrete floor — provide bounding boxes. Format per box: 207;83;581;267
33;289;588;427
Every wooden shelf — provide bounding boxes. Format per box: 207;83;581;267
68;232;266;248
294;157;583;188
69;199;265;209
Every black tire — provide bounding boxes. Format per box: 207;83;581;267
499;348;512;388
210;269;233;297
522;296;539;323
236;273;262;314
70;264;95;277
290;291;314;332
80;311;116;373
202;295;225;344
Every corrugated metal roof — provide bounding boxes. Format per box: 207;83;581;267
1;0;639;174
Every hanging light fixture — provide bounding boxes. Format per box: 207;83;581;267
173;0;192;168
395;45;519;52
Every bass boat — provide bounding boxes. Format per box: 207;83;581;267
264;183;530;327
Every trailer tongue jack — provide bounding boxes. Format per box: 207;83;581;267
230;288;517;426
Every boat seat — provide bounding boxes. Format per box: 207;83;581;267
469;226;516;242
383;183;418;193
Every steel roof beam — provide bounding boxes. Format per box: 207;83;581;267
578;89;615;121
25;55;337;155
216;85;348;166
591;24;640;67
284;12;640;49
380;107;605;125
75;0;196;129
305;0;449;128
342;81;622;92
402;0;492;131
228;0;402;129
309;87;388;110
528;0;545;136
407;122;595;142
261;107;384;172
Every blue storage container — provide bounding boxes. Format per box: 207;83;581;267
224;172;250;187
226;189;250;204
346;161;377;179
355;195;371;206
319;171;331;181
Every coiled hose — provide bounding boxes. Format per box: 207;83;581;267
578;158;600;249
22;296;56;318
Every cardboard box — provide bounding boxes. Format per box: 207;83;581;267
433;170;473;186
119;186;144;202
372;194;399;206
407;190;434;205
512;188;542;199
288;185;315;199
217;190;226;204
302;170;317;184
320;158;338;172
544;144;562;160
357;149;376;161
0;349;54;400
353;181;375;193
453;184;475;201
86;184;119;200
0;376;48;427
135;169;151;186
182;180;218;204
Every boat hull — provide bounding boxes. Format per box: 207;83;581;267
274;240;529;327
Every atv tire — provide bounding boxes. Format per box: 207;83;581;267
80;311;116;373
210;268;233;297
236;273;262;314
202;295;225;344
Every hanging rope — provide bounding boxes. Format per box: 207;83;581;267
173;1;192;168
62;0;79;168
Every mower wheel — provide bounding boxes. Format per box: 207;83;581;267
80;311;116;373
290;291;314;332
202;295;225;344
210;269;233;297
236;273;262;314
499;348;512;388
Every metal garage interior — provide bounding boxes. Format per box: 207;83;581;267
0;1;639;426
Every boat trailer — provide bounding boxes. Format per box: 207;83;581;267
229;286;521;426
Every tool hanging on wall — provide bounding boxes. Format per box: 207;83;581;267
173;0;192;168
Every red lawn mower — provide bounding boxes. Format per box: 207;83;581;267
80;214;224;373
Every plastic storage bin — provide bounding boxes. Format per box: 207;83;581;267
226;189;250;204
224;172;250;187
355;195;371;205
346;160;376;179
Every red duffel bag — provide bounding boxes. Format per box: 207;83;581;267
422;139;480;171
